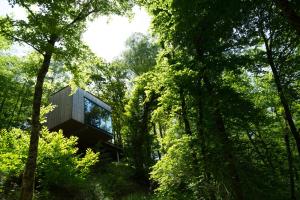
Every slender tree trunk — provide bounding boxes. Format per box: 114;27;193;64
15;85;30;125
179;87;192;135
270;61;300;155
142;101;151;165
0;85;11;127
158;122;164;138
195;81;208;167
261;32;300;158
153;123;162;160
0;93;7;114
195;82;206;158
7;83;26;128
153;123;157;136
0;96;7;128
20;37;56;200
116;119;123;146
245;130;275;171
195;83;217;200
158;122;166;154
112;114;122;146
276;0;300;36
213;107;244;200
179;87;201;198
0;78;10;109
284;125;296;200
157;150;161;160
133;93;152;182
204;77;244;200
194;41;243;199
252;125;276;172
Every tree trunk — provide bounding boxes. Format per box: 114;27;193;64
179;86;202;198
245;130;275;171
20;37;55;200
116;119;123;146
0;92;7;114
195;82;206;158
0;95;7;128
153;123;162;160
15;85;30;125
158;122;164;138
271;65;300;156
179;87;192;135
213;107;244;200
204;77;244;200
276;0;300;36
7;83;26;128
195;83;217;200
194;40;243;199
284;126;296;200
261;31;300;158
133;93;152;183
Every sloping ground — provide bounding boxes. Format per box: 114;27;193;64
87;162;152;200
1;162;152;200
40;162;152;200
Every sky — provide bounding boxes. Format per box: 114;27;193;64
0;0;151;61
83;7;151;61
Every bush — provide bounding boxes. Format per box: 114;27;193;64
150;135;196;200
88;162;151;200
37;127;99;189
0;128;28;196
0;127;99;198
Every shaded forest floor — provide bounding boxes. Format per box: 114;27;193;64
1;162;152;200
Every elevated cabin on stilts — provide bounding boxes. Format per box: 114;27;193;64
47;86;121;161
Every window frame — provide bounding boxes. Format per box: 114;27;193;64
83;97;113;135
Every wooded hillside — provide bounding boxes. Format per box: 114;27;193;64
1;0;300;199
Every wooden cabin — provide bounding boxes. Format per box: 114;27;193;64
47;86;114;149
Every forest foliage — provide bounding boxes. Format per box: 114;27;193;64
0;127;99;199
1;0;300;200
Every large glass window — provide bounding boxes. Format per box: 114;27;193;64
84;97;113;135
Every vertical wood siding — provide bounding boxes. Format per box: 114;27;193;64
48;86;111;129
47;86;72;129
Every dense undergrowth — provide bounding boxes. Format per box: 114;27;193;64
0;128;152;200
0;128;99;199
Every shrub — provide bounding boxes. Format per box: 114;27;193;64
150;135;196;200
88;162;151;199
0;127;99;197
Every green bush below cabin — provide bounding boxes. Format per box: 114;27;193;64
0;127;99;199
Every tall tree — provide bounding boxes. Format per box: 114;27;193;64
89;61;129;146
275;0;300;36
122;32;159;76
123;73;157;184
144;0;253;198
0;1;132;199
237;1;300;159
141;0;299;198
0;36;34;130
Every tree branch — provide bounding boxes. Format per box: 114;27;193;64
2;32;43;54
67;9;98;28
276;0;300;36
66;0;96;28
19;0;36;19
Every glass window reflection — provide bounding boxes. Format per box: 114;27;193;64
84;97;113;134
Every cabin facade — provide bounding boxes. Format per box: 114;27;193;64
47;86;113;148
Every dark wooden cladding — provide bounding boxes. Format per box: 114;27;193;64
50;119;112;147
47;86;113;146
